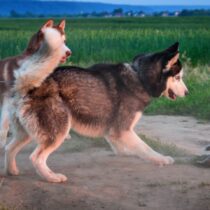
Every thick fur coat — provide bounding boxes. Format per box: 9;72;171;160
5;42;188;183
0;20;71;147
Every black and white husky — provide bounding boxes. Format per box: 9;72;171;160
5;42;188;183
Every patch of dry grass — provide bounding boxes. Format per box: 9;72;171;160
140;134;188;158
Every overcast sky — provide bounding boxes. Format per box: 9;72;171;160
57;0;210;5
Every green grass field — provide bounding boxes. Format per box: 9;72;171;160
0;17;210;119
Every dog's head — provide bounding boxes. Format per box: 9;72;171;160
133;42;188;100
25;20;71;64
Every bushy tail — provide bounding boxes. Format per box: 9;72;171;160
14;49;61;97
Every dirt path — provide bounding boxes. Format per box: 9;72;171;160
0;115;210;210
136;115;210;156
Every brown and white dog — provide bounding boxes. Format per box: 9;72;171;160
0;19;71;147
5;42;188;183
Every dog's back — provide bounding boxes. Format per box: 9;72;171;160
22;64;149;140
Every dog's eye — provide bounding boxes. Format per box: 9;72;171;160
175;76;181;81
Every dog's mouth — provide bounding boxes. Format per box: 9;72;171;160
168;89;177;100
60;56;68;64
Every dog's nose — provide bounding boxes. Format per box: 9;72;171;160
66;50;72;57
185;90;189;96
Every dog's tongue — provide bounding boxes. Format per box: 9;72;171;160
172;95;176;100
168;89;176;100
60;56;67;63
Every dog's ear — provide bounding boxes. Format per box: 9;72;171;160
41;19;54;31
58;20;66;31
162;42;180;72
165;42;179;54
166;53;179;70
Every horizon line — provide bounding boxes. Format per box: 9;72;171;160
3;0;210;6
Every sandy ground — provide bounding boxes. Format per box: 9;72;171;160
136;115;210;156
0;115;210;210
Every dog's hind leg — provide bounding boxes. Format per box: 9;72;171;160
26;104;71;182
30;126;70;183
106;130;174;166
0;97;10;147
17;95;71;182
5;125;31;175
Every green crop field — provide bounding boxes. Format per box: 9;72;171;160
0;17;210;119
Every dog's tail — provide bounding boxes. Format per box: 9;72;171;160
14;48;61;96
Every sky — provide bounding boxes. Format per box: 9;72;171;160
53;0;210;5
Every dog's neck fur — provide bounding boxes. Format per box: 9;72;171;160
131;62;166;98
14;41;62;96
130;62;153;97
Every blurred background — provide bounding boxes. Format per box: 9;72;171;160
0;2;210;210
0;0;210;118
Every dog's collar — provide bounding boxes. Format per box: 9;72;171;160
130;64;139;72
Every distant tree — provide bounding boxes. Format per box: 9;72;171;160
91;11;97;16
25;11;35;17
81;13;89;17
112;8;123;16
98;11;109;17
10;10;20;17
125;10;134;17
179;9;210;16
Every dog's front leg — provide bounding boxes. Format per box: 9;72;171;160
106;130;174;166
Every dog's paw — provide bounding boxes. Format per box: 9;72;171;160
65;134;71;141
55;173;68;182
5;154;20;176
45;173;68;183
162;156;174;165
5;166;20;176
151;155;174;166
